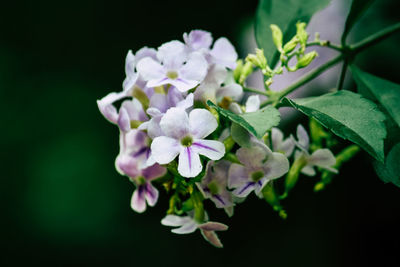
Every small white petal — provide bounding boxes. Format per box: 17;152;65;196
210;37;238;69
160;107;190;139
191;139;225;160
161;215;192;227
263;152;290;180
301;165;316;176
245;95;260;112
179;52;208;83
178;147;202;178
151;136;180;164
171;221;198;234
216;83;243;101
189;109;218;139
297;124;310;150
131;187;146;213
144;183;159;207
136;57;165;82
308;149;336;168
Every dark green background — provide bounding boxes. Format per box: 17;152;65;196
1;0;400;266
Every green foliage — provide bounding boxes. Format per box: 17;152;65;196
341;0;375;45
351;65;400;128
231;123;252;148
373;143;400;188
207;100;280;139
282;90;386;162
255;0;331;68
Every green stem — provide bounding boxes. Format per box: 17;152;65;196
350;22;400;53
261;54;343;108
243;87;270;96
306;41;343;52
336;60;348;90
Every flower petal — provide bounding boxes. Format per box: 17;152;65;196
245;95;260;112
263;152;290;180
210;37;238;69
309;149;336;168
171;221;198;234
115;153;140;178
151;136;180;164
175;93;194;110
301;165;316;176
160;107;190;139
169;79;199;92
142;164;166;180
191;139;225;160
216;83;243;101
144;182;159;207
97;91;126;124
198;222;228;231
157;40;187;69
296;124;310;151
131;186;146;213
179;52;208;84
178;147;202;178
236;146;268;170
189;109;218;139
117;106;131;132
183;30;213;50
228;163;249;189
136;57;165;82
280;138;295;157
200;230;223;248
271;128;283;151
232;182;255;198
161;215;192;227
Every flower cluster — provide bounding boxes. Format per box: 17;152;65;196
97;30;337;247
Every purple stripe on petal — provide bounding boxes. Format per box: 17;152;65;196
145;183;155;199
257;180;263;186
187;147;192;170
176;78;190;85
192;142;218;152
132;147;148;157
213;194;225;205
238;182;254;195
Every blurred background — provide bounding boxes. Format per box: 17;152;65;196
1;0;400;266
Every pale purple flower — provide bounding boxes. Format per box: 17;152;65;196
139;92;194;139
228;142;289;198
292;124;337;176
150;107;225;178
117;98;148;132
161;214;228;248
136;41;208;92
195;64;242;103
209;37;238;70
130;164;166;213
271;128;295;157
183;30;213;53
196;160;234;216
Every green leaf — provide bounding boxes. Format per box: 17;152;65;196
255;0;331;68
231;123;251;148
351;65;400;128
373;143;400;188
282;90;386;162
207;100;280;139
341;0;375;45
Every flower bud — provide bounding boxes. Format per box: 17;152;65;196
283;36;298;54
239;61;253;84
296;22;308;48
270;24;283;52
296;51;318;69
233;59;243;82
246;48;268;69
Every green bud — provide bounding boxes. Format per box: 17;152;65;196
283;36;298;54
283;155;307;197
270;24;283;52
296;22;308;48
239;61;253;84
262;182;287;219
296;51;318;69
233;59;243;82
246;48;268;69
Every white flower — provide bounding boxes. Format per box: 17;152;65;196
150;108;225;177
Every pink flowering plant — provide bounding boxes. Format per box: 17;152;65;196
97;0;400;248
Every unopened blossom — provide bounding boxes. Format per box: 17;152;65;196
137;41;208;92
196;160;234;216
228;142;289;198
161;214;228;248
117;98;148;132
151;107;225;177
229;95;260;114
271;128;295;157
292;124;337;176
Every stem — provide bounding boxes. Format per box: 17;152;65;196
350;22;400;53
261;54;343;108
243;87;269;96
336;60;348;90
306;41;343;52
